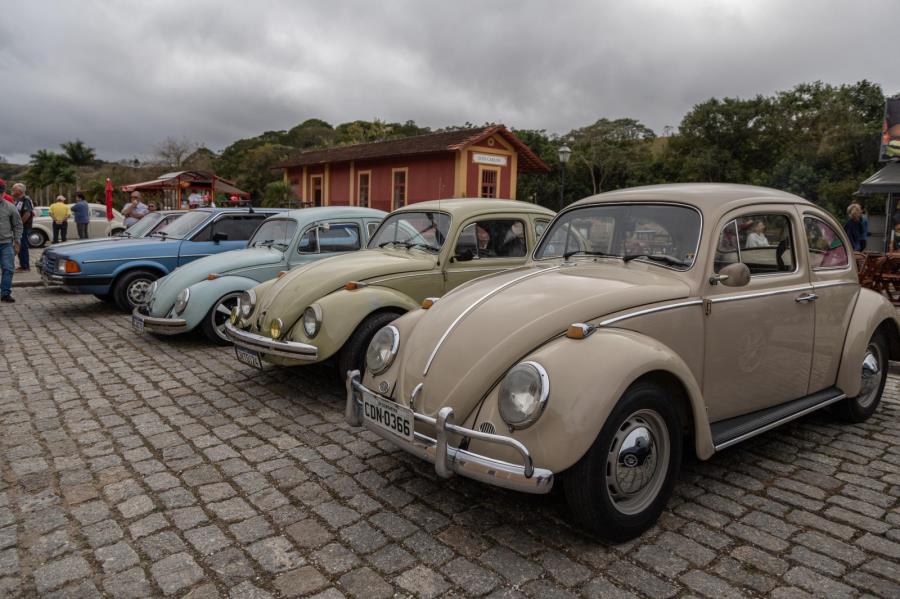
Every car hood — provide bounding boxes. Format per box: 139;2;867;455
253;248;436;332
396;261;692;420
49;236;180;260
149;248;284;316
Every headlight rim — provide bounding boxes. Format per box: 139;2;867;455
498;360;550;430
173;288;191;315
303;304;323;338
366;324;400;375
238;289;257;318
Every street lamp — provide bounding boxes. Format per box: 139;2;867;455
558;144;572;210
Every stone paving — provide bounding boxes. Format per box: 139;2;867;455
2;287;900;598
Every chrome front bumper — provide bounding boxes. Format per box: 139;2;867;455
40;271;64;286
132;308;188;335
345;370;554;494
224;321;319;361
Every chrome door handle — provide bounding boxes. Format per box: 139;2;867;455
795;292;818;303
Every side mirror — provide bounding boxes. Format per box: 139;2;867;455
212;231;228;243
710;262;750;287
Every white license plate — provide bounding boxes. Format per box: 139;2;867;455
132;314;144;334
235;347;263;369
363;392;414;442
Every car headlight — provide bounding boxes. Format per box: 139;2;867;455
498;361;549;429
270;318;283;339
303;305;322;338
238;289;256;318
366;325;400;375
173;288;190;315
229;306;239;325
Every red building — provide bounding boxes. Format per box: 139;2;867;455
275;125;550;211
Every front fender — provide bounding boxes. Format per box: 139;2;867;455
464;328;713;474
110;260;171;280
179;275;262;329
836;287;900;397
287;286;420;361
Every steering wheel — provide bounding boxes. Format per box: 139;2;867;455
776;238;790;271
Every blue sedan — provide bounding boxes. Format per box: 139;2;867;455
41;208;285;311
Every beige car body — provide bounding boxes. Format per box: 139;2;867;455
226;198;556;367
29;203;126;247
347;183;900;495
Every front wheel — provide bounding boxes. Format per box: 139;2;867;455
337;311;402;381
113;269;159;312
28;230;47;248
200;292;242;345
833;331;888;423
564;381;682;542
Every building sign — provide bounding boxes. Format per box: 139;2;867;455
881;97;900;162
472;153;508;167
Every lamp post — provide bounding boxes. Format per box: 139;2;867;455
558;144;571;210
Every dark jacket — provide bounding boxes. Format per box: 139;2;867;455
72;200;90;224
844;218;865;252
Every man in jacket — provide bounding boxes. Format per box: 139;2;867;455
0;198;23;302
72;192;91;239
11;183;33;271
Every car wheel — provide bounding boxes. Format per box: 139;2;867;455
564;380;682;542
110;228;125;236
28;230;47;248
338;311;402;381
94;293;115;303
113;270;158;312
200;292;242;345
833;330;888;423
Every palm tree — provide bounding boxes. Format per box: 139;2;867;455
60;139;96;166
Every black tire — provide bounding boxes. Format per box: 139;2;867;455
337;311;402;381
110;228;125;237
833;330;888;423
28;230;47;248
564;380;682;542
200;292;242;345
112;269;159;312
94;293;115;303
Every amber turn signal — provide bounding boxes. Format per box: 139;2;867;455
206;273;221;281
277;271;287;279
345;281;367;290
566;323;597;339
421;297;439;309
64;260;80;273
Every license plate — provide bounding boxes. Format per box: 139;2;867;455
132;314;144;334
235;347;263;369
362;392;414;442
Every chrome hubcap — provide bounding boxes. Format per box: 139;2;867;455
127;279;151;306
857;343;882;408
213;294;241;340
606;409;669;515
28;232;42;246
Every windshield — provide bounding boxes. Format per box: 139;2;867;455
367;211;450;251
535;203;701;269
249;219;298;249
123;212;163;237
153;211;209;240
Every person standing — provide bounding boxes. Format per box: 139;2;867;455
0;196;23;302
72;192;91;239
49;195;71;243
844;203;866;252
11;183;33;271
122;191;148;227
0;179;13;204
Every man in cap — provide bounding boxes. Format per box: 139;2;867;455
0;194;23;302
11;183;33;271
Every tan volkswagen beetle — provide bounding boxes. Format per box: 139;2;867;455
226;199;555;375
345;183;899;541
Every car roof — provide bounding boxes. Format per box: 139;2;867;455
570;183;812;212
270;207;387;223
394;198;556;217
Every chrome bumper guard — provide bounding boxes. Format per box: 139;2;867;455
224;321;319;361
345;370;554;494
40;271;65;286
132;308;188;335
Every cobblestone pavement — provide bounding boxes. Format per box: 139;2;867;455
2;288;900;598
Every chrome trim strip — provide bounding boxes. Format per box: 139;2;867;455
83;256;172;263
423;266;562;376
599;299;704;326
714;392;846;451
224;322;319;361
811;280;858;289
179;254;212;258
708;285;812;304
366;272;437;285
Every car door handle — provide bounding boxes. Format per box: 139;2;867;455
795;292;818;303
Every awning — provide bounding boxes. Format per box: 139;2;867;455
857;162;900;194
121;170;250;197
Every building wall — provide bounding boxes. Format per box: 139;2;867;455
329;163;351;206
464;136;515;199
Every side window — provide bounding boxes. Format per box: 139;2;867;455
454;219;526;259
216;215;267;241
318;224;361;253
804;216;848;269
91;208;106;218
298;228;318;253
714;214;795;275
535;219;550;240
367;221;379;238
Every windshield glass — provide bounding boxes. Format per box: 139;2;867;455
123;212;163;237
249;219;298;248
367;211;451;251
535;203;701;269
154;211;209;240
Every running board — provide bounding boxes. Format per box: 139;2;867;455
712;387;845;451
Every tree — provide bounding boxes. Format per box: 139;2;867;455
155;137;199;168
26;149;75;191
60;139;96;166
262;180;292;207
567;118;656;197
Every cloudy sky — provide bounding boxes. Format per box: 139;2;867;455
1;0;898;163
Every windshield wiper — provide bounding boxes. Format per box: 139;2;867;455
151;231;168;239
563;249;621;260
409;242;440;252
378;240;412;249
622;254;688;267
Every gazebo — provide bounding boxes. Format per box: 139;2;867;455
120;170;250;210
857;162;900;252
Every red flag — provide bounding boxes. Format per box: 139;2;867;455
105;178;114;221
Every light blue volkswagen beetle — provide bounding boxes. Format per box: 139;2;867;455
132;206;386;343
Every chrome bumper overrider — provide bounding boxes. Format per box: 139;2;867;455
132;308;188;334
345;370;554;494
224;321;319;361
41;272;64;286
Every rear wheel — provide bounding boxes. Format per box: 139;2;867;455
833;331;888;423
113;269;158;312
28;230;47;248
200;292;242;345
338;311;402;381
564;381;682;542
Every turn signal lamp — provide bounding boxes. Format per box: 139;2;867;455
270;318;283;339
64;260;81;273
206;273;221;281
229;306;239;325
421;297;439;309
277;271;287;279
566;323;597;339
345;281;367;290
